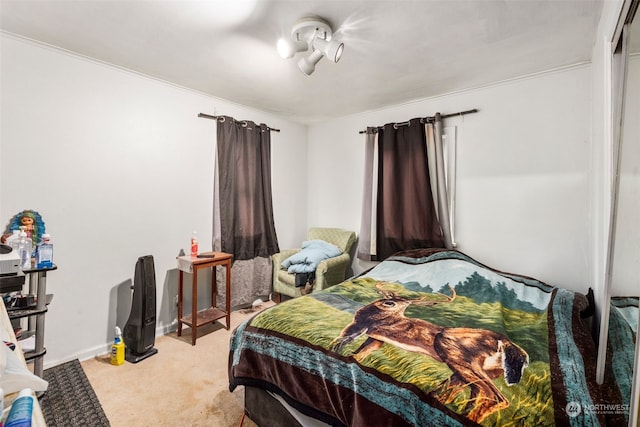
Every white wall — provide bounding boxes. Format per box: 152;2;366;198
0;34;308;366
308;65;592;292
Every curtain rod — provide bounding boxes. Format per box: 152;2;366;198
358;108;478;134
198;113;281;132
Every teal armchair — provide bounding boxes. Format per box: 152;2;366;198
273;227;356;301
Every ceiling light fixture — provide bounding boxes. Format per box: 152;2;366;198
277;16;344;76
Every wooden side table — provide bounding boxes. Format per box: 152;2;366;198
177;251;232;345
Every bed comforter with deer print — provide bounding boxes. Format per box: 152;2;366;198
229;249;609;426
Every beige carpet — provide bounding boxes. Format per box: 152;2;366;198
81;302;275;427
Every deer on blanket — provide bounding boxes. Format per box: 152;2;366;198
329;282;529;423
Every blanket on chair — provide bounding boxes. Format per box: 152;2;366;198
281;240;341;274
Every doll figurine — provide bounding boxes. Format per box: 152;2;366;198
2;210;46;246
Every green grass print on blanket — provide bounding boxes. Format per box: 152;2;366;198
250;277;555;426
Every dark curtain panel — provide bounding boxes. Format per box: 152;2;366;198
217;116;279;260
376;117;443;259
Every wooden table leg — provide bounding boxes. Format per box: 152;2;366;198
178;270;183;337
225;259;231;330
191;266;198;346
212;265;217;311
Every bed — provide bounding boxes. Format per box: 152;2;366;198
229;248;607;426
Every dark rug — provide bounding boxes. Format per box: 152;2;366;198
39;359;110;426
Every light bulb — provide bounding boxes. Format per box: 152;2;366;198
277;38;308;59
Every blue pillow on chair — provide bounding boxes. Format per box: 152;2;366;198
281;240;342;274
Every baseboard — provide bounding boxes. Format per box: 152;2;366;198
43;323;177;369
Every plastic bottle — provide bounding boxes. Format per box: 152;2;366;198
16;231;31;271
4;388;33;427
190;231;198;257
5;230;21;249
35;234;54;269
110;326;125;366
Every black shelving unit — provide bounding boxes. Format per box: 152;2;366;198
6;265;56;378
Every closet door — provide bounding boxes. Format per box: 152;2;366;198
598;1;640;425
620;12;640;426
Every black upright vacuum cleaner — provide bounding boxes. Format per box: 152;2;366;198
123;255;158;363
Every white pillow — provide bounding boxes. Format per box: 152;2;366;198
0;344;48;395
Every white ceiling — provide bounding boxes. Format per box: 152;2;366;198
0;0;604;124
